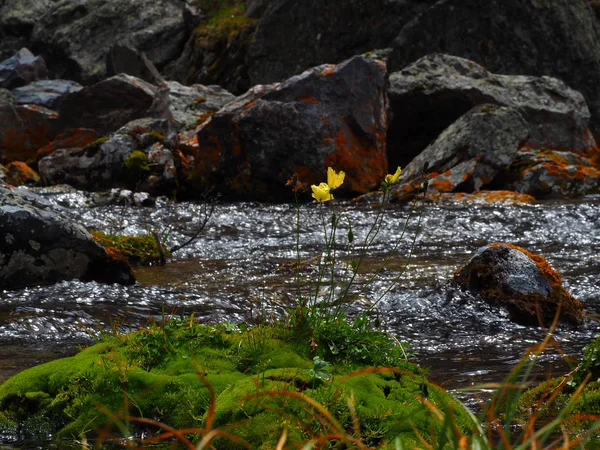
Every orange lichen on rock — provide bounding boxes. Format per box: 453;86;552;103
320;65;336;76
323;123;387;193
444;190;536;205
429;178;455;192
193;134;223;184
36;128;101;161
296;94;320;104
3;161;40;186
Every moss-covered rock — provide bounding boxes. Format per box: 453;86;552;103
90;231;167;265
0;318;475;448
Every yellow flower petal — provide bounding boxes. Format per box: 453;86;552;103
327;167;345;190
384;166;402;185
311;182;333;202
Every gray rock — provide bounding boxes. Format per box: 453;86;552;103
393;104;529;197
154;81;235;131
56;74;157;135
388;54;593;169
190;55;388;201
38;134;137;190
26;0;186;83
11;79;82;110
387;0;600;140
0;47;47;89
453;242;584;327
106;42;164;86
0;184;135;289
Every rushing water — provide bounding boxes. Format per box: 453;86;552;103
1;186;599;442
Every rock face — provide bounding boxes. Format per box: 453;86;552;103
0;0;187;84
55;74;157;136
387;54;594;169
453;243;584;327
391;104;529;199
245;0;435;86
387;0;600;139
0;185;135;289
191;55;388;201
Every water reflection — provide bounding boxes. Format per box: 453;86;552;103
1;188;599;398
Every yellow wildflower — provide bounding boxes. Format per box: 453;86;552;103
310;167;345;202
384;166;402;185
327;167;345;190
311;182;333;202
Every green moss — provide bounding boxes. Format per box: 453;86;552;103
90;231;166;265
121;150;150;182
83;136;110;151
0;318;473;448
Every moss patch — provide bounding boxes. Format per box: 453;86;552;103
90;231;167;265
0;318;474;448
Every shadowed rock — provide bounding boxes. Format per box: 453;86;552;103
0;185;135;289
387;0;600;139
391;104;529;199
387;54;594;169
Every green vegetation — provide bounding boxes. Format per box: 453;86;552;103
121;150;150;183
90;231;167;265
0;316;473;448
515;334;600;446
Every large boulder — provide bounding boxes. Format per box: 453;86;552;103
0;185;135;289
387;0;600;139
390;104;529;199
190;55;388;201
0;103;57;164
2;0;187;84
387;54;595;169
453;243;584;327
55;74;157;136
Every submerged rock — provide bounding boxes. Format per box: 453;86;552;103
454;243;584;327
0;184;135;289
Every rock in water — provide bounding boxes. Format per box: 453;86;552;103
0;185;135;289
453;242;584;327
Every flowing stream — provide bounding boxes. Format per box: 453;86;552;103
1;186;599;447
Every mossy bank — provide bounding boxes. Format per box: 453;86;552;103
0;315;475;448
